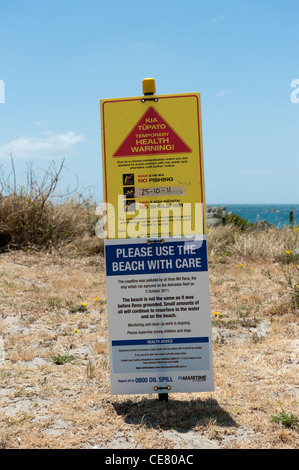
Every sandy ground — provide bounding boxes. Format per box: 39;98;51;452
0;249;298;449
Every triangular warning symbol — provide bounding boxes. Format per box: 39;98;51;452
113;107;192;157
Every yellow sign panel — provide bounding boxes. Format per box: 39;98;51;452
100;92;206;238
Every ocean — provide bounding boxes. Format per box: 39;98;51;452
212;204;299;228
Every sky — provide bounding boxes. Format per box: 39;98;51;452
0;0;299;204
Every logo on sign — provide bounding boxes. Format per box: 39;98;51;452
178;375;207;382
113;107;192;157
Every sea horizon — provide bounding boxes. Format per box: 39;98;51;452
208;203;299;227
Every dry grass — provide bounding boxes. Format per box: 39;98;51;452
0;194;104;254
0;225;298;449
208;224;299;263
0;158;104;254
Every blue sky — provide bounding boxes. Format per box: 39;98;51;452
0;0;298;204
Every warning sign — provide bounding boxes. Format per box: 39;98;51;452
113;107;192;157
104;236;214;395
100;92;206;238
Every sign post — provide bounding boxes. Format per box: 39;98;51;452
100;79;214;399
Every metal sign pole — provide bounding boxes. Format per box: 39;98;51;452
159;393;168;402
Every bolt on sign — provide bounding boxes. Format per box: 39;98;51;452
100;79;214;397
100;79;206;239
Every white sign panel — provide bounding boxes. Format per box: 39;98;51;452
105;236;214;395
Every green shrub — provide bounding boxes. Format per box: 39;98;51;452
50;353;76;365
271;409;299;428
225;213;251;230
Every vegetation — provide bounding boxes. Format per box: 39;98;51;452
224;212;252;229
0;156;103;253
271;409;299;429
50;353;77;365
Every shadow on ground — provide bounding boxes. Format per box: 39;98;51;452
113;396;236;431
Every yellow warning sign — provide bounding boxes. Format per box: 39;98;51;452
113;106;192;157
100;91;206;238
